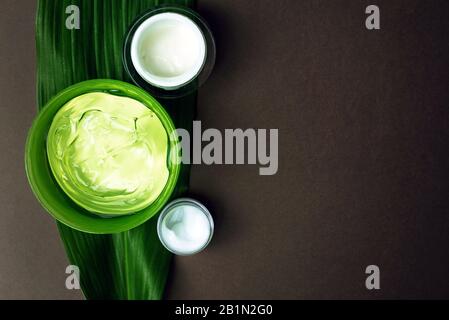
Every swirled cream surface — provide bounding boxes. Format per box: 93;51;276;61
47;92;169;215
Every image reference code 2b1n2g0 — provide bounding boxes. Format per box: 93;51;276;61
218;304;273;316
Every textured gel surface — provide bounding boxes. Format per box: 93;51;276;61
47;92;169;215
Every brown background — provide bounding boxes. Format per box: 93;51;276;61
0;0;448;299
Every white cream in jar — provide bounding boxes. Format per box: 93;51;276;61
131;12;206;89
157;198;214;255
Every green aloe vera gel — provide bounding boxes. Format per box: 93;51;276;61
46;92;170;216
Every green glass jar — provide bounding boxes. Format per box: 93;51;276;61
25;79;180;234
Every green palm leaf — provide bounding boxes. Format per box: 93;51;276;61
36;0;196;299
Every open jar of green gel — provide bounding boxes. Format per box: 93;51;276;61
25;80;181;234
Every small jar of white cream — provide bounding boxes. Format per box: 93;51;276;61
157;198;214;255
123;5;215;97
